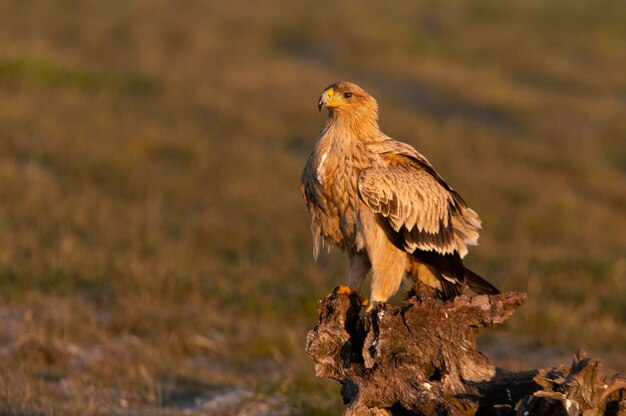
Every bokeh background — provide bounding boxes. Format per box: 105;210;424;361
0;0;625;414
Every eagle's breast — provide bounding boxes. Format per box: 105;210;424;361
312;137;373;252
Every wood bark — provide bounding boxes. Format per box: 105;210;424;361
305;284;626;416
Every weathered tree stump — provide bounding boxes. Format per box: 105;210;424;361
305;285;626;416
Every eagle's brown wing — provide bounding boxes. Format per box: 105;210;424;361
357;153;481;297
358;155;460;253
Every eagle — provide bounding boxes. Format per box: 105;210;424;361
301;81;499;305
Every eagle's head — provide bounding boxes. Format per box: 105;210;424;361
318;81;378;117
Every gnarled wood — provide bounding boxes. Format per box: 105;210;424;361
305;285;626;415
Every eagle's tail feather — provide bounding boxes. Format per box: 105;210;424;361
439;278;463;300
464;267;500;295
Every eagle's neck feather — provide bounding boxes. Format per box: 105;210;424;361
322;107;381;144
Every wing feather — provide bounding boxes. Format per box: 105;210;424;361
358;156;458;255
362;139;482;258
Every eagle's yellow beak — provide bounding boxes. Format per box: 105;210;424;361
318;89;345;111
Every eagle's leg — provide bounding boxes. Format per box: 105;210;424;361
408;260;444;293
348;251;371;291
345;252;371;306
367;235;407;304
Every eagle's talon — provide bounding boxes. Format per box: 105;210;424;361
330;286;369;307
326;285;353;299
366;300;382;312
334;285;353;296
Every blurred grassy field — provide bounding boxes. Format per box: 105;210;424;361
0;0;624;414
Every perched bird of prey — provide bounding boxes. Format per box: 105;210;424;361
301;81;499;304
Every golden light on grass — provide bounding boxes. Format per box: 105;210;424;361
0;0;624;413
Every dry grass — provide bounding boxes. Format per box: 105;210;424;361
0;0;624;413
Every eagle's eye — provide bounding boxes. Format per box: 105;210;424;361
344;92;353;99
